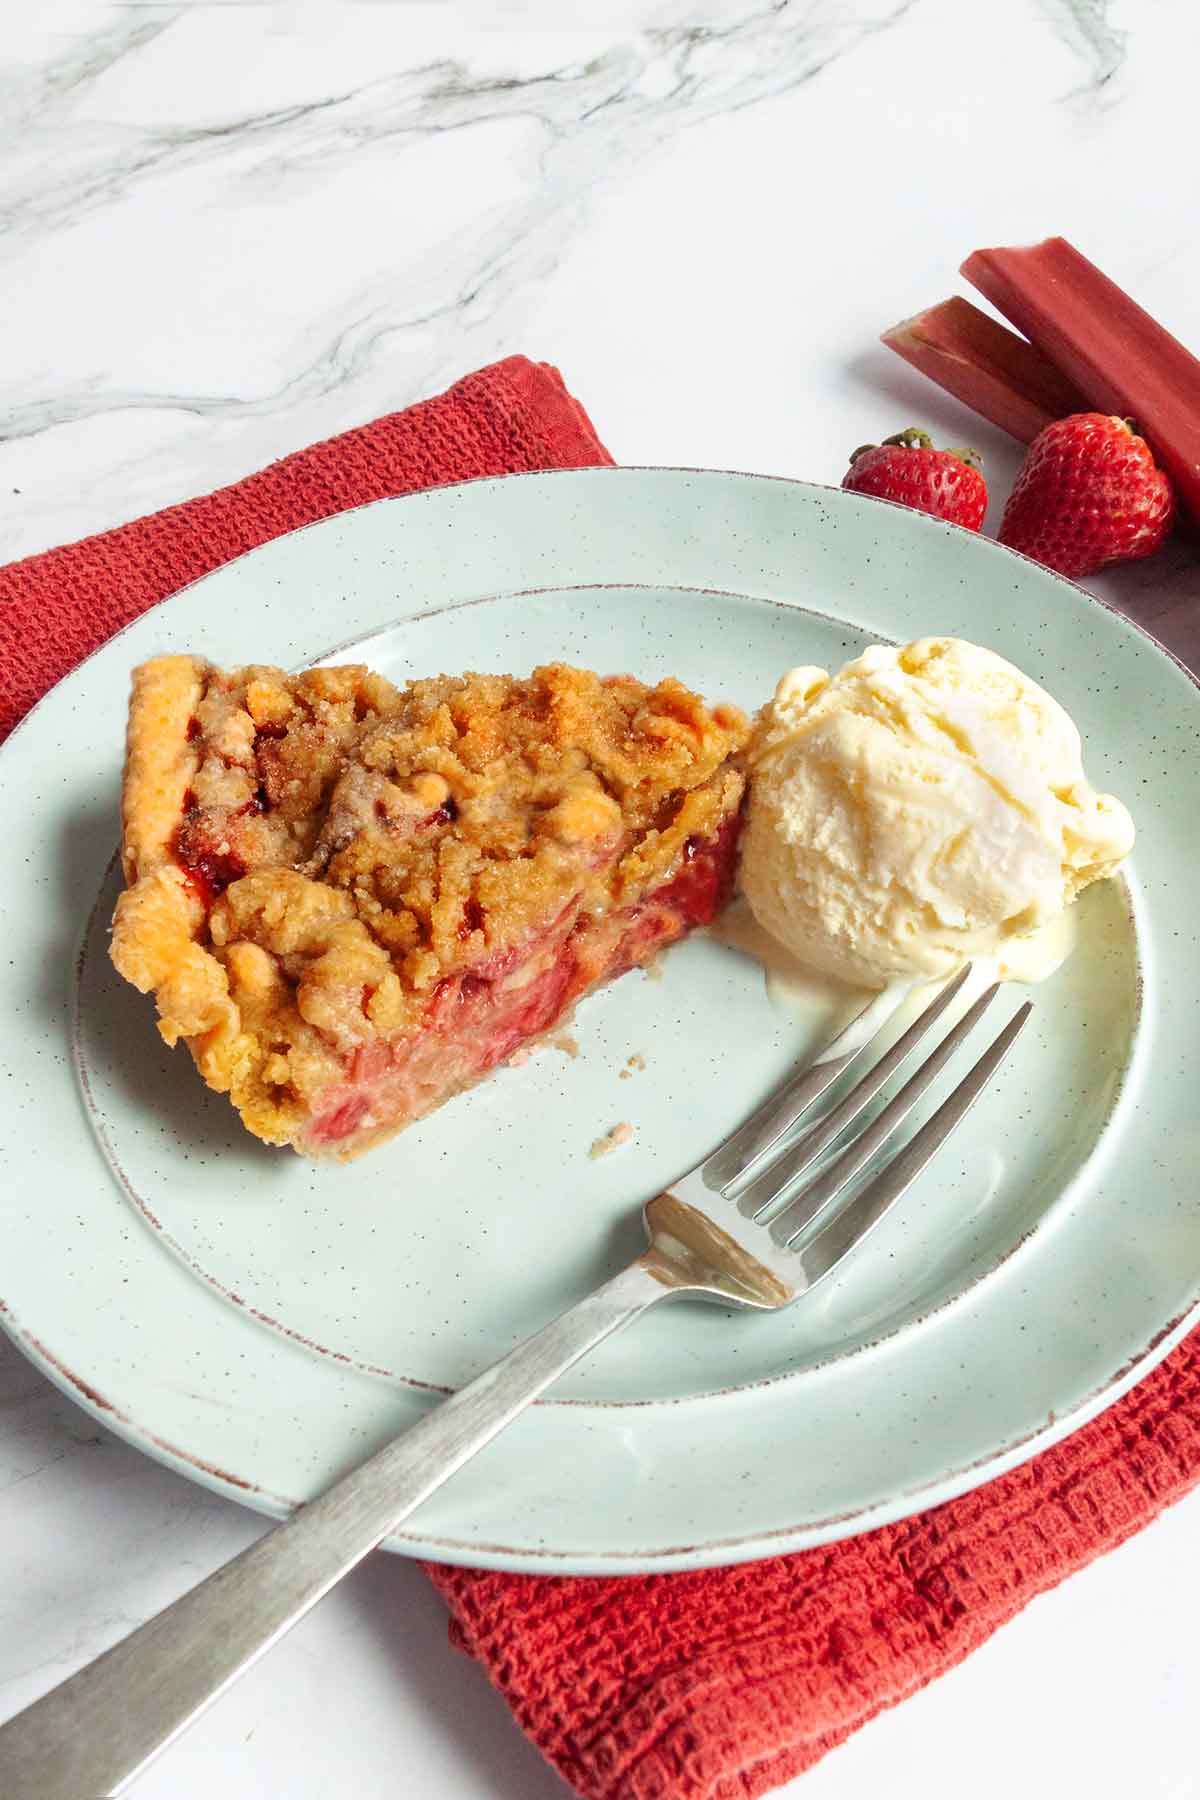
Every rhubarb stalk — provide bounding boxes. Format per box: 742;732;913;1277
881;296;1089;443
963;236;1200;526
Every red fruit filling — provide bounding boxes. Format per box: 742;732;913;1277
172;789;271;907
174;833;247;909
305;810;741;1149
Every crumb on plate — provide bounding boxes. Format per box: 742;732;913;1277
508;1029;578;1070
590;1121;634;1159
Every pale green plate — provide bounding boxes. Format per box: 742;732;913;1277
0;468;1191;1573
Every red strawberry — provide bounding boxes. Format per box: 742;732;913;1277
842;427;988;529
998;412;1174;578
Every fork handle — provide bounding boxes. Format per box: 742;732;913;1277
0;1258;669;1799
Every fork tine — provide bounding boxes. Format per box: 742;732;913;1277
699;980;911;1191
792;1001;1033;1286
766;979;1002;1245
736;963;975;1218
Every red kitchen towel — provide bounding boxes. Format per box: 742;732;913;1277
4;354;1199;1798
0;355;610;741
430;1337;1200;1795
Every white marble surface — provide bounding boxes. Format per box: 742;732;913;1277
3;2;1200;1796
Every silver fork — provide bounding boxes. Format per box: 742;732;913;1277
0;964;1030;1799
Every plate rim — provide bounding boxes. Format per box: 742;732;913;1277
6;1283;1197;1573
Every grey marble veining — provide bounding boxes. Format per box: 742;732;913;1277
1043;0;1128;90
0;0;1179;566
1;2;923;445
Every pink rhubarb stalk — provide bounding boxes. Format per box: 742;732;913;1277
881;295;1088;444
962;236;1200;526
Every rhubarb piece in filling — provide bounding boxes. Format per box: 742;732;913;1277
111;656;748;1158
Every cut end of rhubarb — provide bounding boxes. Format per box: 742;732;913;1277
881;295;1089;444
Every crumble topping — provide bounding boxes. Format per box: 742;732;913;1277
111;655;748;1155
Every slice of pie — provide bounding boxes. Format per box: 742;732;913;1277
111;656;749;1159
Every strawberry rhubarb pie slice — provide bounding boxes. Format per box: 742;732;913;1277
111;656;748;1159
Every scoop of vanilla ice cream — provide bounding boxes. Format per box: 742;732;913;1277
739;637;1134;989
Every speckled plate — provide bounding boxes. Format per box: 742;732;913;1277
0;468;1193;1573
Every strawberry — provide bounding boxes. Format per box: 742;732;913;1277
841;427;987;529
998;412;1174;578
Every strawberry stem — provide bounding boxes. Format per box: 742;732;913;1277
850;426;983;472
881;427;934;450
